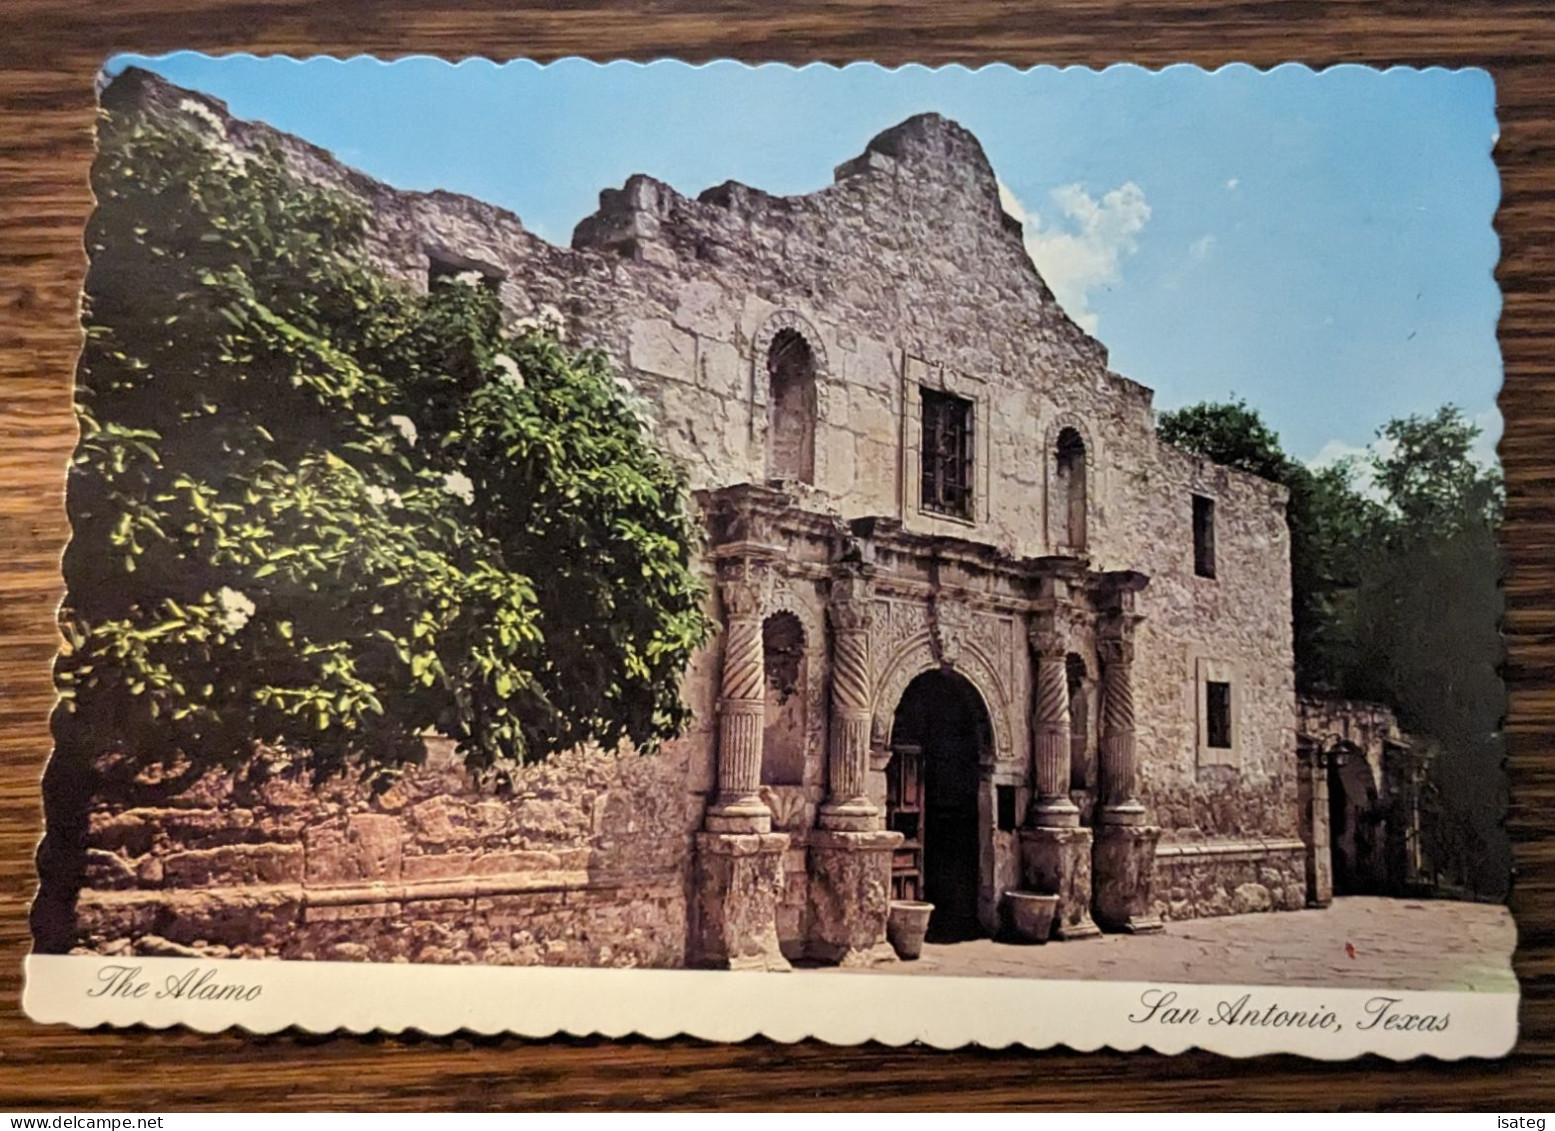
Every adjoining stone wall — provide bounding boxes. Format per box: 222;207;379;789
1298;696;1406;792
73;735;700;966
1153;840;1308;922
1122;445;1301;919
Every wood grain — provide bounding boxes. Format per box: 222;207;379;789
1;1;1552;1110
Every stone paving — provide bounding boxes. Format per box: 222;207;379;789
832;897;1517;991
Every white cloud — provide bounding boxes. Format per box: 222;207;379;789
999;179;1151;334
1307;435;1397;499
1188;234;1216;263
1226;177;1240;191
1311;409;1502;497
1471;408;1503;470
997;179;1028;225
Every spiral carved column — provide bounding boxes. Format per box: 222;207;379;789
820;566;879;832
1091;573;1162;934
1018;603;1098;940
1097;632;1146;827
704;559;773;834
1028;622;1081;829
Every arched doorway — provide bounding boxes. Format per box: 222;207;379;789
885;670;992;942
1329;745;1382;895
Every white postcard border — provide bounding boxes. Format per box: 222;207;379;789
22;954;1516;1061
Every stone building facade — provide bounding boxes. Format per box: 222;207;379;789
59;70;1314;969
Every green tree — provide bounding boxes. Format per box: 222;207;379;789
1160;399;1506;898
54;96;711;791
1157;398;1376;690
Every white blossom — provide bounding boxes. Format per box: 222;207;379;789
512;304;564;336
365;485;403;508
453;270;485;288
388;415;418;447
217;586;256;634
493;353;524;391
441;470;475;505
178;98;227;136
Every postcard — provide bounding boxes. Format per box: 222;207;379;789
24;56;1511;1058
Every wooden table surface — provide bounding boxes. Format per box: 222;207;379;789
1;0;1552;1110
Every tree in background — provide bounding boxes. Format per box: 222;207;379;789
1342;409;1506;897
1159;400;1506;899
1155;399;1380;691
54;96;711;796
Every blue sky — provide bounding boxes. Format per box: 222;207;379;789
109;54;1502;470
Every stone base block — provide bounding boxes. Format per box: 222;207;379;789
1094;824;1164;934
805;829;903;966
692;831;791;971
1019;825;1100;940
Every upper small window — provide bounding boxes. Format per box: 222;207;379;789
921;388;974;520
1192;494;1217;579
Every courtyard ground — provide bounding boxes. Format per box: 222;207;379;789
831;896;1516;991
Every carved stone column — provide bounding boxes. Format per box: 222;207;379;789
819;565;878;832
1029;623;1081;829
1096;632;1147;828
692;554;790;971
807;562;901;965
1018;602;1099;940
1092;574;1162;934
704;558;774;835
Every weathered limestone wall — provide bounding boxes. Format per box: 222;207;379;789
83;71;1309;952
118;70;1145;562
75;734;700;965
1123;446;1303;920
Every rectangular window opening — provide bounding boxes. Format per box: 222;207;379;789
996;785;1018;832
920;387;974;520
1206;680;1232;749
1192;494;1217;579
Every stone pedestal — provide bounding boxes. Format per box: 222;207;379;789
1093;824;1164;934
805;829;903;966
1019;825;1101;939
692;831;792;971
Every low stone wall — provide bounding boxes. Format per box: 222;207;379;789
70;737;697;967
1151;839;1307;922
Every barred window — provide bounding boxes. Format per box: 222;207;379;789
920;388;974;519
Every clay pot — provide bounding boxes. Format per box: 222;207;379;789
1004;890;1059;944
886;900;934;960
